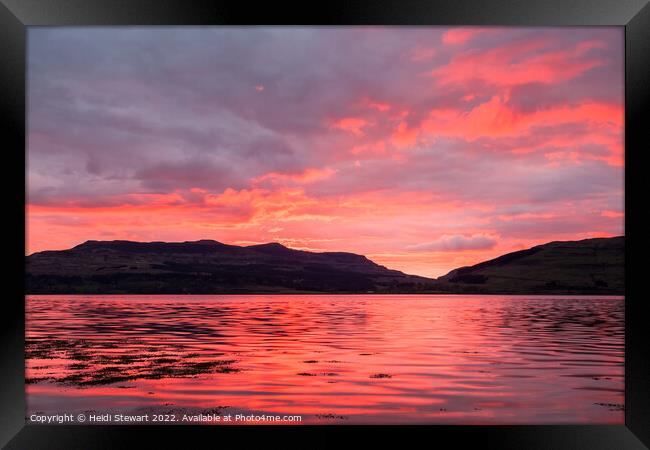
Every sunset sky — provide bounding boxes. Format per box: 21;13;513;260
27;27;624;278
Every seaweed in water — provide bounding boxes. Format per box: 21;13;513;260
594;402;624;411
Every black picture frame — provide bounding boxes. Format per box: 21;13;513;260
1;1;648;448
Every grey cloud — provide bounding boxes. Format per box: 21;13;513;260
407;234;497;252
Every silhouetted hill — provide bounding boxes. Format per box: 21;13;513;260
436;236;624;294
26;236;624;295
26;240;432;294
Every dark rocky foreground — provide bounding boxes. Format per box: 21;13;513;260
26;236;624;294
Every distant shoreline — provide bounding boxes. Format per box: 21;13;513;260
26;236;624;296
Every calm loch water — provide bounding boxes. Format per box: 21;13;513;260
26;295;624;424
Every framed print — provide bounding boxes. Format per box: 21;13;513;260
1;0;648;448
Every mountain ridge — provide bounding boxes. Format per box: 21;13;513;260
26;236;624;295
437;236;624;294
26;239;429;294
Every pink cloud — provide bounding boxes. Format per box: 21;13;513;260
601;210;624;218
253;167;337;185
331;117;371;136
432;39;605;86
441;28;497;45
366;100;391;112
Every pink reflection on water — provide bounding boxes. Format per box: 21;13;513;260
26;295;624;424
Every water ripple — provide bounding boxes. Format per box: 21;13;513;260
26;294;624;424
